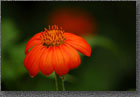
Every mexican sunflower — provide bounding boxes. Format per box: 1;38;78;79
24;25;91;77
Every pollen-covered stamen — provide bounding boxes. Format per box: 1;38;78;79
41;25;65;47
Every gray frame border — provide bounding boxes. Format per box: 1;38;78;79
0;0;139;97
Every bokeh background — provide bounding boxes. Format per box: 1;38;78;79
1;1;136;91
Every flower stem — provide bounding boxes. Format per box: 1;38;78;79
55;72;65;91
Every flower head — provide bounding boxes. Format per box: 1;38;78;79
24;25;91;77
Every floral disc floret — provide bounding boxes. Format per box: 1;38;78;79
41;25;65;47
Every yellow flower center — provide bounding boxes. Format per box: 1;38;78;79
41;25;65;47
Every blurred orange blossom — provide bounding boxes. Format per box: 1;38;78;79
48;8;97;36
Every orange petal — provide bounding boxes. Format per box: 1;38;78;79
64;33;91;56
24;44;45;77
52;46;69;76
39;47;54;76
61;43;81;70
25;32;42;55
24;44;42;71
29;46;45;77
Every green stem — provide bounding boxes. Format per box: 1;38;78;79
55;72;65;91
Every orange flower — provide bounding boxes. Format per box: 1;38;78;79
24;25;91;77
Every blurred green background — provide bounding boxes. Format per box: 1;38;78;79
1;1;136;91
